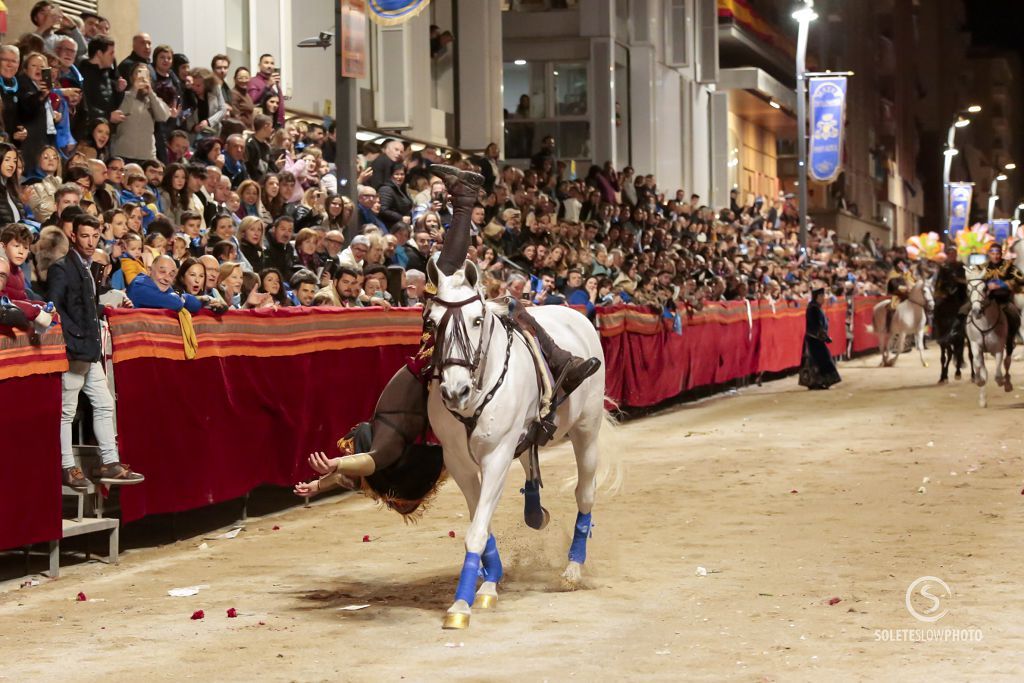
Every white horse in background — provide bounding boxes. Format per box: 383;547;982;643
425;259;606;629
965;264;1011;408
1010;239;1024;356
871;280;934;367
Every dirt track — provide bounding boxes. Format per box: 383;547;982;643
2;347;1023;682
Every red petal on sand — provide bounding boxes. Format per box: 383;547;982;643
448;530;456;538
828;597;841;605
790;489;798;494
76;592;87;602
226;608;238;618
191;610;205;620
362;535;371;542
272;525;280;531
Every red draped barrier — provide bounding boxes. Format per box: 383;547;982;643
0;328;67;551
852;296;883;353
597;299;852;408
107;307;422;523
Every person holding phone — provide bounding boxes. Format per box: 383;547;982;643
16;52;59;166
111;63;170;163
246;54;284;127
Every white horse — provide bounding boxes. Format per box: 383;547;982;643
871;280;933;367
965;265;1011;408
425;259;605;629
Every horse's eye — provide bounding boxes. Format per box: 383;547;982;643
473;317;483;327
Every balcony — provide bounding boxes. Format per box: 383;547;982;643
717;0;806;85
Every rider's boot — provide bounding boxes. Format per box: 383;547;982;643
513;306;602;399
430;164;484;276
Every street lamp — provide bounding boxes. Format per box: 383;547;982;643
793;1;817;251
988;171;1010;225
941;107;981;236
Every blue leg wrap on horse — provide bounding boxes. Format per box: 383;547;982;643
455;552;482;605
481;534;503;583
568;512;592;564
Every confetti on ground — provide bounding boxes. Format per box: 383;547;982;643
338;604;370;611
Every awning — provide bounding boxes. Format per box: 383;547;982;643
718;67;797;137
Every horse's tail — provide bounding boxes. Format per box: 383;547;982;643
595;406;625;496
561;401;626;497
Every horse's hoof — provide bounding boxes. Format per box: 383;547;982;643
1005;382;1013;393
525;506;550;531
442;612;470;629
955;372;962;380
475;593;497;609
937;378;948;385
562;561;583;589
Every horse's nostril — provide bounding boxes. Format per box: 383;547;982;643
440;385;451;401
457;385;470;400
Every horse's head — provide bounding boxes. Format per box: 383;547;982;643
965;264;987;315
426;258;488;412
911;279;935;312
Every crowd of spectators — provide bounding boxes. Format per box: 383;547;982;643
0;2;906;489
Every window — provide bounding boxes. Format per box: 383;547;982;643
55;0;99;16
502;59;590;160
665;0;689;66
553;63;587;116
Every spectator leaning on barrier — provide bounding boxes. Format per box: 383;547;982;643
49;213;143;489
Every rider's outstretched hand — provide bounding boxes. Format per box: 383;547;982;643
308;451;333;475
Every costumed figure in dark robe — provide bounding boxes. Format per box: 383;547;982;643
799;287;841;390
294;164;601;514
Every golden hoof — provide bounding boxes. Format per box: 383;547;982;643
475;593;497;609
442;612;470;629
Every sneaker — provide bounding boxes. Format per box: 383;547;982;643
91;462;145;485
62;466;88;491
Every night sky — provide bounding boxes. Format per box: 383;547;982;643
964;0;1024;59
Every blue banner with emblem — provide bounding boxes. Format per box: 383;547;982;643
808;77;847;183
947;182;972;238
992;218;1012;243
367;0;431;25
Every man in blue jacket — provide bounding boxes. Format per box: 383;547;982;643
49;214;144;490
126;255;203;313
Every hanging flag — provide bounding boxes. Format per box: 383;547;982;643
366;0;431;25
808;76;848;183
947;182;973;238
992;219;1012;243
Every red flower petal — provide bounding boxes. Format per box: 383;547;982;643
448;530;456;538
191;609;205;620
828;597;841;605
76;592;87;602
258;621;266;626
362;535;371;542
226;608;238;618
790;489;799;494
272;525;280;531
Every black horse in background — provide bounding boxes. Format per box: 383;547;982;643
932;264;974;383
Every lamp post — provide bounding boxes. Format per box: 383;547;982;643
792;1;817;251
988;170;1010;226
941;107;980;237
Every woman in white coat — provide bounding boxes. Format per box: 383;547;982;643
111;63;170;164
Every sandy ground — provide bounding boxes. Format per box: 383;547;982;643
2;347;1024;682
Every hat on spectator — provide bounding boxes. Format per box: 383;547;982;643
501;208;521;223
351;235;370;248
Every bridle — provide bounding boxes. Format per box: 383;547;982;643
430;291;514;438
965;276;1004;335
